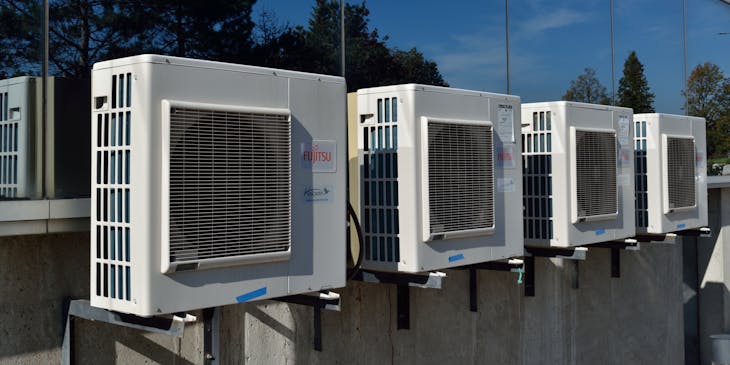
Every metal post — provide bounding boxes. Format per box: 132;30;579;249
610;0;616;105
505;0;510;94
340;0;346;78
682;0;688;115
42;0;49;198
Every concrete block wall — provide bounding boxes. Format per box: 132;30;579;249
0;230;684;364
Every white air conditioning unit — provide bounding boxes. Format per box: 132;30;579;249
0;76;90;201
634;113;707;234
90;55;346;316
521;101;635;247
356;84;523;273
0;77;31;199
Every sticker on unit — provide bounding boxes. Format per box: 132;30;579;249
354;84;523;273
521;101;635;247
90;55;346;316
633;113;707;234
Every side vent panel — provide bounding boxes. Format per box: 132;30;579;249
666;137;696;210
0;91;18;199
362;97;400;262
93;72;132;302
523;111;553;239
167;106;292;264
635;120;648;227
574;129;617;220
427;120;494;236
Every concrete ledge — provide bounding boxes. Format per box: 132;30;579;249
0;198;90;237
708;176;730;189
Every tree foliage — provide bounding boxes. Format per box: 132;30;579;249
249;0;447;91
617;51;655;113
562;67;610;105
0;0;447;91
684;62;730;158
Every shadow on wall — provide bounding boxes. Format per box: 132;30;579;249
0;233;90;360
219;243;684;365
0;232;202;364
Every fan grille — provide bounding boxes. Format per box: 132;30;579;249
575;130;617;219
428;121;494;235
666;137;696;210
168;107;291;263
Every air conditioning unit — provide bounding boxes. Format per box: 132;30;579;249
0;77;30;199
521;101;635;247
0;76;89;200
90;55;346;316
634;113;707;234
356;84;523;273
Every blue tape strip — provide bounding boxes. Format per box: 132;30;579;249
448;253;465;262
595;229;606;236
677;223;687;229
236;287;267;303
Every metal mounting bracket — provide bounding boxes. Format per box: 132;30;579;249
351;270;445;329
676;226;712;238
524;247;588;297
61;299;197;365
590;239;641;278
455;259;524;312
274;291;341;351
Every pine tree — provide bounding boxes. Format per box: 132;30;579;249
617;51;655;113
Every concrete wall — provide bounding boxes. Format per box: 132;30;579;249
1;230;686;364
694;184;730;365
0;233;202;365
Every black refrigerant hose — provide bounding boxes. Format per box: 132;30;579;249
346;201;364;280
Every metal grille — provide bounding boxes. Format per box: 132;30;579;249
575;130;617;218
168;107;291;262
666;137;696;210
427;121;493;234
93;72;132;301
0;91;19;199
635;120;648;227
362;97;399;262
523;111;553;240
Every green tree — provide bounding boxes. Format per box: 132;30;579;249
562;67;610;105
684;62;730;158
617;51;655;113
255;0;447;92
0;0;257;78
119;0;256;63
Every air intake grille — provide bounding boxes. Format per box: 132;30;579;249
168;107;291;263
666;137;695;210
427;121;493;234
523;111;553;240
575;130;617;218
0;91;19;199
635;120;648;227
93;72;132;301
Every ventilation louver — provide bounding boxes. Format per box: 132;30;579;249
427;121;494;237
665;136;695;211
167;106;292;264
574;129;617;221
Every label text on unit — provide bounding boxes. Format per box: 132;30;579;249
301;140;336;172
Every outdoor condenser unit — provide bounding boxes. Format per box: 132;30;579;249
356;84;523;273
521;101;635;247
90;55;346;316
634;113;707;234
0;76;90;200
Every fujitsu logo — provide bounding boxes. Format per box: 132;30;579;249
303;144;332;162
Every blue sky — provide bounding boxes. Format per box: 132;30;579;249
253;0;730;114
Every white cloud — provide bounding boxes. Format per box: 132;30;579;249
517;9;592;35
